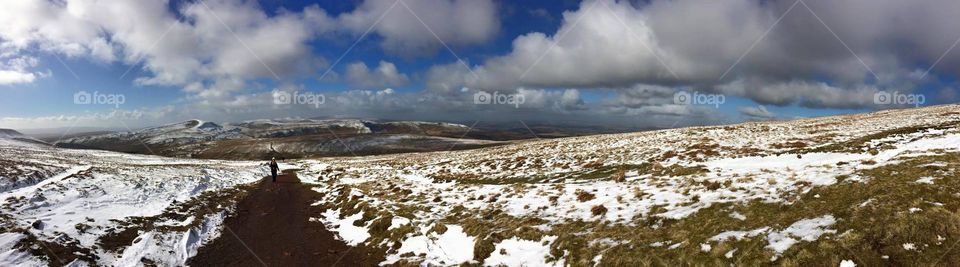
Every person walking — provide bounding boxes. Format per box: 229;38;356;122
269;158;279;182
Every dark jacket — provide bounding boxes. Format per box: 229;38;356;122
269;161;279;173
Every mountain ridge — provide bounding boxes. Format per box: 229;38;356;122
52;119;502;159
0;128;48;146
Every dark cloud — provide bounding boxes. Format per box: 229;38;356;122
431;0;960;108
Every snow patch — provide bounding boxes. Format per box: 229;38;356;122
389;216;411;230
710;227;770;242
765;215;837;254
483;236;560;267
382;225;476;266
710;215;837;255
915;177;935;184
0;233;44;266
320;209;370;246
724;248;737;259
113;211;228;266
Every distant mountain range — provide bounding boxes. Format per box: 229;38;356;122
0;129;47;145
46;119;510;159
3;119;639;160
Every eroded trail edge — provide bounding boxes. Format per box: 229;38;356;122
188;170;381;266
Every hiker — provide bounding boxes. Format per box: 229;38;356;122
269;158;279;182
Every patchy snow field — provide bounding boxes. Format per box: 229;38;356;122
294;104;960;266
0;139;263;266
0;104;958;266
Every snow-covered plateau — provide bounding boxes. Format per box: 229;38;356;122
299;104;960;266
0;139;265;266
0;104;959;266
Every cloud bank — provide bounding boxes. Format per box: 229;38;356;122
0;0;498;94
432;0;960;109
3;0;960;129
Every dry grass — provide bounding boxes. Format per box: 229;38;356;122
613;168;626;183
591;205;608;216
344;151;960;266
300;109;960;265
576;190;595;202
796;121;959;154
771;141;809;150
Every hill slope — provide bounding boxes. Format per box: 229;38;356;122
0;129;47;146
290;104;960;266
54;119;504;159
0;105;958;266
0;137;265;266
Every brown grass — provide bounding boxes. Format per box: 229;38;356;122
614;168;626;182
404;152;960;266
591;205;608;216
576;190;596;202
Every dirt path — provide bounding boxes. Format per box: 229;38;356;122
187;170;381;266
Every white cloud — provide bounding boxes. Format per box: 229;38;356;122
738;105;776;119
0;70;37;85
345;61;410;88
0;0;335;92
597;84;723;123
337;0;499;56
0;106;175;130
0;55;46;85
603;84;677;108
0;0;103;56
6;0;960;128
717;79;880;109
427;0;753;91
0;0;501;96
514;88;586;111
429;0;960;109
0;84;731;130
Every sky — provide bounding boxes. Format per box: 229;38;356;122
0;0;959;131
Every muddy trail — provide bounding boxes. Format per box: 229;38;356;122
188;170;382;266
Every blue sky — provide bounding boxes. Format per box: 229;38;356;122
0;0;957;130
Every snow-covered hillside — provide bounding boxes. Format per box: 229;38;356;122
0;139;264;266
59;119;474;145
54;119;499;159
1;105;959;266
289;104;960;266
0;129;46;146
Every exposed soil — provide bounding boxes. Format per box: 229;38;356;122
187;170;382;267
